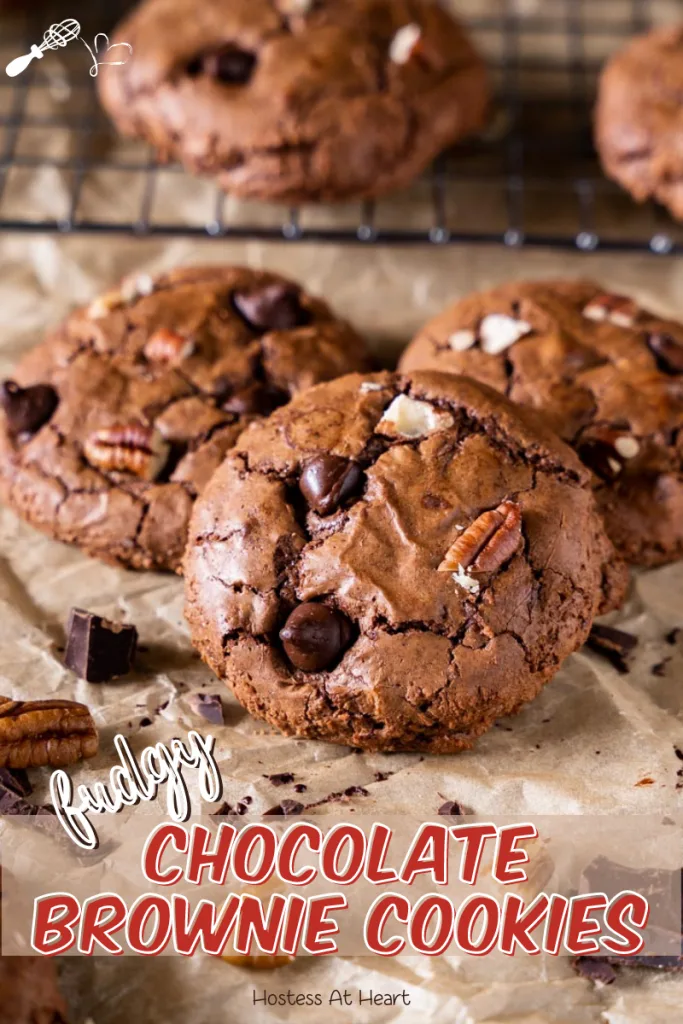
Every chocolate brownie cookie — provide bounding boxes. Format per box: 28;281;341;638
0;266;369;571
185;370;625;753
595;24;683;221
0;957;69;1023
400;280;683;567
98;0;490;203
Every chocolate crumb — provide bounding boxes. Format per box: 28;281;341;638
212;801;234;816
264;800;304;816
139;717;153;727
344;786;369;797
264;772;295;787
666;628;680;645
675;748;683;762
586;623;638;673
438;800;463;815
294;783;307;793
652;659;670;677
374;771;392;782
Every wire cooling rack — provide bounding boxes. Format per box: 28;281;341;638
0;0;681;252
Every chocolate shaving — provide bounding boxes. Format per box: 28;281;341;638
264;800;304;816
263;772;295;787
438;800;463;815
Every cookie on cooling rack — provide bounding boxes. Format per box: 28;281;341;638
184;370;625;754
97;0;490;203
399;279;683;568
595;23;683;221
0;266;370;571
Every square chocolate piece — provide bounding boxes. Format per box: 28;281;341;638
64;607;138;683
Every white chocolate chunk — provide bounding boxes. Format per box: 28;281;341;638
390;23;421;64
609;310;635;328
479;314;532;355
583;302;608;323
452;565;480;596
281;0;313;12
360;381;385;393
377;395;453;438
614;435;639;459
607;457;622;476
449;329;477;352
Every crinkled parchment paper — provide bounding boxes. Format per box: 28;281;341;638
1;0;682;1020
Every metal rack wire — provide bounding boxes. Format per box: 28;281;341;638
0;0;681;252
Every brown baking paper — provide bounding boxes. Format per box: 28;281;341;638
0;0;682;1019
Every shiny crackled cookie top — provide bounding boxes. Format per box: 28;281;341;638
185;370;624;754
0;265;369;572
399;280;683;567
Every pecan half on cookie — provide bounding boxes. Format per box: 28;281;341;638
185;370;625;754
400;279;683;568
0;697;98;769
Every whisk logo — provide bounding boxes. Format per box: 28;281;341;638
5;19;132;79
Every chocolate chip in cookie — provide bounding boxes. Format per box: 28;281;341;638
232;283;310;333
0;380;58;437
198;45;256;84
280;603;353;672
299;455;363;515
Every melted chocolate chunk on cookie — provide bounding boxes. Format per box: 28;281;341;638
0;380;58;437
299;455;364;515
188;45;256;84
648;333;683;375
233;283;311;333
221;381;289;417
280;603;353;672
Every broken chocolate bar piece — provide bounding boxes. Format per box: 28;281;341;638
0;696;98;769
585;623;638;674
64;607;138;683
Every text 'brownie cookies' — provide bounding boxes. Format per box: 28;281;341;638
185;370;625;753
595;24;683;222
98;0;490;203
400;280;683;567
0;266;370;571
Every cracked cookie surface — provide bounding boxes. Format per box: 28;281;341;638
98;0;490;203
595;24;683;221
0;265;370;571
400;280;683;568
184;370;624;753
